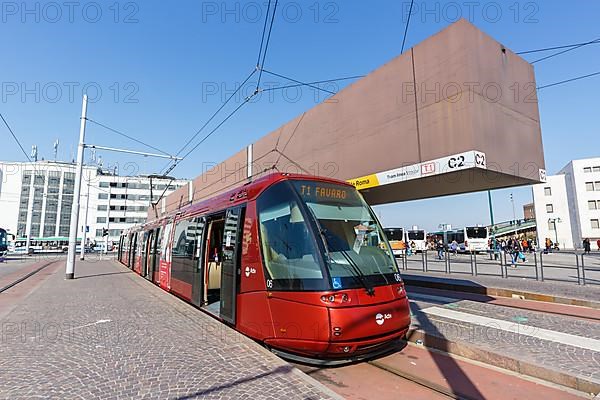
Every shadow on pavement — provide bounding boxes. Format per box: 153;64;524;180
75;271;133;280
175;365;294;399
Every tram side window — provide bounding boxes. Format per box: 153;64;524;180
257;183;324;289
160;222;173;262
171;217;203;285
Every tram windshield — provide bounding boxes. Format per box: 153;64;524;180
292;181;399;291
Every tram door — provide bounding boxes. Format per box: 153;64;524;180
141;232;149;278
220;207;244;324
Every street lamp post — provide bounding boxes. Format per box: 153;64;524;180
66;95;88;279
548;217;561;247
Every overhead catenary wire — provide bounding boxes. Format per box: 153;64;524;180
537;70;600;90
1;113;32;162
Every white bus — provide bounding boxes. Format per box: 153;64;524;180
406;229;427;252
463;226;489;252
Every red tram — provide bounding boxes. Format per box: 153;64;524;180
118;173;410;363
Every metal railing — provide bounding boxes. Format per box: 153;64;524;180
398;249;600;286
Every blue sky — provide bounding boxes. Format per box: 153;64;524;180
1;0;599;231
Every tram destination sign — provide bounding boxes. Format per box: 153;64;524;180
348;150;487;191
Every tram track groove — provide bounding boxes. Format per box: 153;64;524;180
0;260;57;294
366;359;463;399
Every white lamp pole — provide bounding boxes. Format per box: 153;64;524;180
66;95;88;279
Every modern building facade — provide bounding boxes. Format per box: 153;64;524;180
532;157;600;250
523;203;535;220
0;160;187;246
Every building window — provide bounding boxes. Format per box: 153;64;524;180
592;219;600;229
544;187;552;196
98;193;108;200
98;205;107;211
589;201;598;210
99;182;109;188
594;166;600;173
586;182;595;192
97;217;106;223
596;182;600;191
548;220;556;231
546;204;554;213
584;167;592;173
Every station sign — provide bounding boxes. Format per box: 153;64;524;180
347;150;487;190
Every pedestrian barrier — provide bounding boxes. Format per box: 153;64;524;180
539;251;581;284
581;253;600;286
396;248;596;286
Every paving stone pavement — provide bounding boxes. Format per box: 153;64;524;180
0;259;340;400
408;297;600;387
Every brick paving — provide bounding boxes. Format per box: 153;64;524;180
0;259;340;400
408;295;600;391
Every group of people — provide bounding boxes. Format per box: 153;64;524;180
397;240;417;256
582;238;600;254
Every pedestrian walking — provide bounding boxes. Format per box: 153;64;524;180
436;238;445;260
450;240;458;256
597;239;600;251
583;238;591;254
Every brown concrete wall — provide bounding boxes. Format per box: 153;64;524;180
151;19;544;219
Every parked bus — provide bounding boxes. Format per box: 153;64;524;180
383;228;405;256
432;226;488;253
13;237;83;254
463;226;489;252
406;229;427;252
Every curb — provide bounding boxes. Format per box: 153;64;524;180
406;328;600;394
403;276;600;310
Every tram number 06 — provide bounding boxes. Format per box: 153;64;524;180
394;273;402;282
266;279;273;289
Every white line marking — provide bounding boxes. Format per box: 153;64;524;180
70;319;112;331
421;307;600;352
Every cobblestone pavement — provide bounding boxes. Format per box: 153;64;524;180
0;259;340;400
408;294;600;388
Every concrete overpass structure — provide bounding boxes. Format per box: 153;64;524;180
152;19;545;217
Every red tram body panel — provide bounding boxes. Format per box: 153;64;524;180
117;173;411;362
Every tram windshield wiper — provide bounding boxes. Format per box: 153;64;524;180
337;248;375;296
319;228;375;296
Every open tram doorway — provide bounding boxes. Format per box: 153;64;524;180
202;207;243;324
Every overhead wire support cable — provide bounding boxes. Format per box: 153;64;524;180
160;68;257;175
85;118;172;157
1;112;31;162
163;93;257;179
400;0;415;54
531;38;600;64
537;70;600;90
256;0;279;90
262;69;337;95
517;39;600;55
260;75;366;92
256;0;272;68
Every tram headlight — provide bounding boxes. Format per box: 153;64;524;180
397;285;404;295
